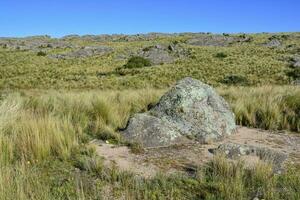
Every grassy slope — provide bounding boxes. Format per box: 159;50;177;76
0;33;300;89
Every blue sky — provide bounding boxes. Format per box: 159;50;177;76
0;0;299;37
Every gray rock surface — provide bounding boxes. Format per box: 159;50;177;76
123;113;188;147
139;45;175;64
137;44;190;65
264;39;282;47
186;35;251;47
291;56;300;68
0;38;76;51
122;77;236;147
49;46;112;59
211;143;288;171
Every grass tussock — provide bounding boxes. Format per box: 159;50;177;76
0;89;162;165
220;85;300;132
198;155;300;200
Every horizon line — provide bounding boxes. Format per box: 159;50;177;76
1;31;299;39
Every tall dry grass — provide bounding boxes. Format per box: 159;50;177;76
0;89;162;199
0;87;299;199
219;85;300;132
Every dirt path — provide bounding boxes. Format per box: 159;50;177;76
91;127;300;177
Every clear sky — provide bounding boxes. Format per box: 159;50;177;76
0;0;299;37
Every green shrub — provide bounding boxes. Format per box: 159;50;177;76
215;52;227;58
124;56;151;69
37;51;47;56
287;68;300;79
221;74;248;85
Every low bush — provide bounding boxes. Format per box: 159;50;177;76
37;51;47;56
215;52;227;58
124;56;151;69
221;74;249;85
287;68;300;79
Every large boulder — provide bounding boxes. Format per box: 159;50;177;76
122;77;236;147
136;44;190;65
137;45;175;65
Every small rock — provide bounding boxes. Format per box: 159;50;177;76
264;39;281;47
290;56;300;68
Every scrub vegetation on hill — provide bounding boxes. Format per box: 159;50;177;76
0;32;300;89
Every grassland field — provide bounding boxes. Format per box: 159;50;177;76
0;32;300;199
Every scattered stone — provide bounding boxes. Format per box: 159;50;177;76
61;34;81;40
49;46;113;59
0;38;76;51
264;39;282;47
122;77;236;147
290;56;300;68
186;35;251;47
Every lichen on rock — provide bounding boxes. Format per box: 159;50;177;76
122;77;236;147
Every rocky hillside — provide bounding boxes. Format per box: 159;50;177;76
0;32;300;89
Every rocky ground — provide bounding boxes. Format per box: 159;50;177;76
91;126;300;178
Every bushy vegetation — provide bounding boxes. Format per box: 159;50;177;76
37;51;47;56
287;68;300;79
215;52;227;58
124;56;152;69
